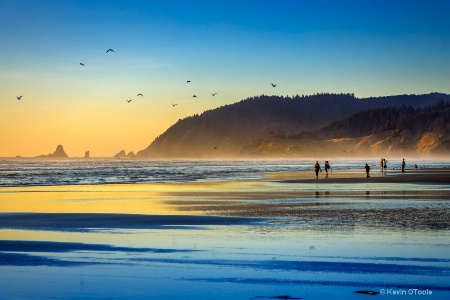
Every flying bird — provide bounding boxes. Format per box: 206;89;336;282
213;146;218;150
16;96;22;100
211;93;217;96
80;63;84;66
271;83;277;87
193;95;197;98
137;93;143;96
186;80;191;83
171;103;178;107
106;49;114;53
127;99;132;103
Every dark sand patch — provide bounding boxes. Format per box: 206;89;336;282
268;168;450;184
0;213;265;231
354;290;379;295
0;252;93;267
0;240;198;254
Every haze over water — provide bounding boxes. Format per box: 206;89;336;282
1;158;449;186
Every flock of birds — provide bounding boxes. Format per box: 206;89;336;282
15;48;278;151
15;48;278;106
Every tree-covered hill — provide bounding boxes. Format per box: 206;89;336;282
137;93;449;157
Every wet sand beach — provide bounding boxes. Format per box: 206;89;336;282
0;168;449;299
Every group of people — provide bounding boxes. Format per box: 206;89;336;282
314;160;331;179
315;158;417;179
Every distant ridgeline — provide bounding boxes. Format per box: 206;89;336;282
137;93;450;158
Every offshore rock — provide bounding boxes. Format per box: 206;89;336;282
37;145;68;158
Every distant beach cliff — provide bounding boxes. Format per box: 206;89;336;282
137;93;450;158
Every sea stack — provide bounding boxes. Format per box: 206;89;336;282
84;151;90;158
127;151;135;158
37;145;68;158
114;150;126;158
50;145;68;158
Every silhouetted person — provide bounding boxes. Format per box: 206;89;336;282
324;161;331;178
414;164;417;171
314;161;321;179
365;163;371;178
380;158;384;173
401;158;406;172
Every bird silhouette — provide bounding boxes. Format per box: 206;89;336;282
80;63;84;66
213;146;218;149
106;49;114;53
193;95;197;98
171;103;178;107
186;80;191;83
211;93;217;96
271;83;277;87
16;96;22;100
137;93;143;96
127;99;132;103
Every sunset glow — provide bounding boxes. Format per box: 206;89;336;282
1;0;450;157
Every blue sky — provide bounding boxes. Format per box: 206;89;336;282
1;0;450;156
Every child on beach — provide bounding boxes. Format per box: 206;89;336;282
365;163;371;178
314;161;321;179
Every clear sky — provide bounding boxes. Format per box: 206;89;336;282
1;0;450;157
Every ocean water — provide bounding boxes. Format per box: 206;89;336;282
1;158;449;187
1;159;449;299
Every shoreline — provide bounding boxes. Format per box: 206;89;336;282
1;168;449;230
265;168;450;184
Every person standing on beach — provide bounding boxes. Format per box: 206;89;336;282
414;164;417;171
365;163;371;178
380;158;384;173
402;158;406;172
324;161;331;178
314;161;321;179
383;159;387;172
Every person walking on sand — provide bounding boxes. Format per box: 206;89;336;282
383;159;387;172
365;163;371;178
324;161;331;178
314;161;321;179
402;158;406;172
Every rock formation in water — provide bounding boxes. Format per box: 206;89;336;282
114;150;126;158
37;145;69;158
127;151;135;158
84;151;90;158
